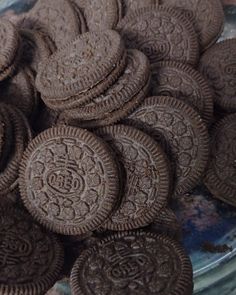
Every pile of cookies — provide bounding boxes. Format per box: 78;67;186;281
0;0;235;294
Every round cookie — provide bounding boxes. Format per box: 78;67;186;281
20;29;54;74
19;126;120;235
0;67;38;119
160;0;224;50
96;125;171;230
20;0;80;49
70;231;193;295
199;39;236;113
204;114;236;207
118;5;199;65
61;49;150;120
84;0;120;30
0;104;32;195
36;30;125;102
0;206;64;295
121;0;157;17
0;19;21;81
126;96;209;196
59;74;150;128
151;61;213;124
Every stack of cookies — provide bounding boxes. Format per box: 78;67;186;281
0;0;235;294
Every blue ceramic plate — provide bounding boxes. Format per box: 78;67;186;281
1;1;236;294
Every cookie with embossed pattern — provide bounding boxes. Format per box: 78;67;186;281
59;49;150;121
204;114;236;207
0;19;21;81
58;74;150;128
118;5;199;65
0;67;39;119
70;1;87;33
36;30;126;108
160;0;224;50
19;126;120;235
199;39;236;113
19;0;80;49
84;0;121;31
0;205;64;295
95;125;171;230
151;61;213;124
70;231;193;295
0;104;32;195
126;96;209;196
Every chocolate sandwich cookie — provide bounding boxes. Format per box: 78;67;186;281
0;104;32;195
0;206;64;295
60;49;150;121
126;96;209;196
121;0;157;18
70;1;87;33
36;30;126;108
20;29;54;74
19;0;80;49
84;0;121;31
0;67;39;119
199;39;236;113
149;207;182;241
204;114;236;207
151;61;213;124
70;231;193;295
160;0;224;51
71;76;150;128
0;19;21;81
118;5;199;65
19;126;120;235
95;125;171;230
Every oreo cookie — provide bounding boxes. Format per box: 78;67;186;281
0;19;21;81
151;61;213;124
0;67;39;119
199;39;236;113
36;30;126;108
204;114;236;207
126;96;209;196
19;0;80;49
96;125;171;230
0;206;64;295
160;0;224;50
70;231;193;295
118;5;199;65
19;126;120;235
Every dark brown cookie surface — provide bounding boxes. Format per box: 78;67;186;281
20;0;80;49
199;39;236;113
60;49;150;120
121;0;157;17
84;0;120;30
160;0;224;50
126;96;209;196
204;114;236;207
0;67;38;119
19;126;119;235
70;231;193;295
118;5;199;65
96;125;171;230
0;206;64;295
36;30;124;100
151;61;213;124
0;19;20;80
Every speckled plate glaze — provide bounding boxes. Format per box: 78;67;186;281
1;1;236;295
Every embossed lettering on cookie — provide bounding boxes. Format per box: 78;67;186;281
70;231;193;295
0;206;64;295
19;126;120;235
